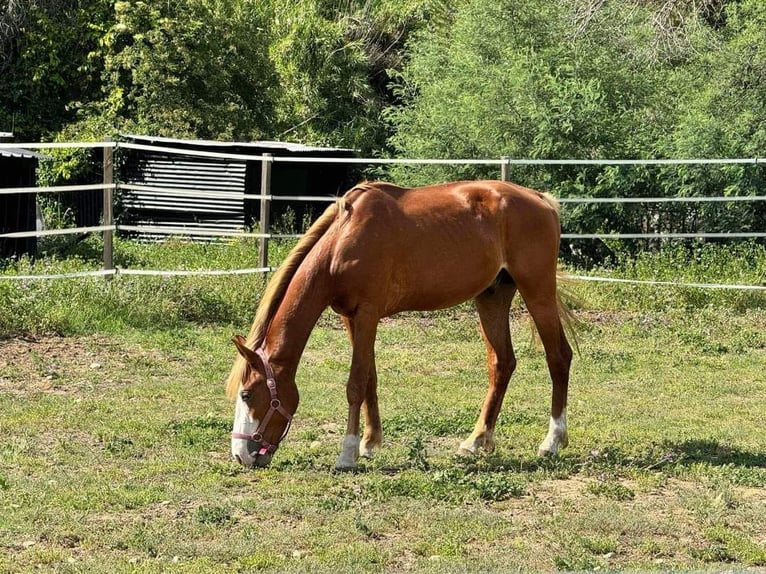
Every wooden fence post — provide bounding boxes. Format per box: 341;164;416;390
103;137;114;277
258;153;273;270
500;156;511;182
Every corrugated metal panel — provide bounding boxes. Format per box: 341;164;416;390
120;150;247;237
0;147;47;159
118;135;358;240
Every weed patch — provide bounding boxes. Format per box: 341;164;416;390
586;478;635;501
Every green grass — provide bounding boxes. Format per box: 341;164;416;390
1;239;765;572
2;309;766;572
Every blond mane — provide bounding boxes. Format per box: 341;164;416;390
225;200;342;399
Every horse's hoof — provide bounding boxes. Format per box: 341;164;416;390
457;441;477;456
334;462;358;472
537;447;558;458
359;439;378;459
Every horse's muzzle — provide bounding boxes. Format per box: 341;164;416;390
234;450;273;468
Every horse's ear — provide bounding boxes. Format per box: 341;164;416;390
232;335;260;365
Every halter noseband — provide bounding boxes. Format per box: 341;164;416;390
231;347;293;456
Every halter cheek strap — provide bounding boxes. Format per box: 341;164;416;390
231;347;293;455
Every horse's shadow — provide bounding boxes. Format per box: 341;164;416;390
490;438;766;475
268;438;766;477
381;438;766;476
658;438;766;469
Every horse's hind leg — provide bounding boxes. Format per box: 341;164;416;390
514;275;573;456
459;278;517;455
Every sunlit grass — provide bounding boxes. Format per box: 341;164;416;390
1;238;765;571
2;303;766;571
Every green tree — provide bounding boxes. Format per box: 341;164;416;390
385;0;699;181
384;0;760;264
666;0;766;239
266;0;441;153
74;0;277;140
0;0;112;140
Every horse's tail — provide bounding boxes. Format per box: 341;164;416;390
225;200;341;399
533;191;582;354
539;191;560;216
556;276;582;355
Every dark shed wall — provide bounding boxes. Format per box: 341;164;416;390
0;156;37;258
245;156;357;229
119;137;357;237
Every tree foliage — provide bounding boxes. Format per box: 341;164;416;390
1;0;436;151
1;0;765;263
92;0;277;140
384;0;765;262
0;0;112;140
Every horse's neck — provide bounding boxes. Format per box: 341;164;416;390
264;255;331;379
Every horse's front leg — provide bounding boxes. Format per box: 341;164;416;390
341;316;382;460
336;312;379;470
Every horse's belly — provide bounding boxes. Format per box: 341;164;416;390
388;257;502;313
329;201;507;315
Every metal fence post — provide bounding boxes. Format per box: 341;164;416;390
258;153;273;269
103;138;114;278
500;156;511;182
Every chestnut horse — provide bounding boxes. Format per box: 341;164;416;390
226;180;574;470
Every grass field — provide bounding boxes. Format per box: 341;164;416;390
1;240;766;572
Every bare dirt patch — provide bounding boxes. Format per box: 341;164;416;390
0;335;164;396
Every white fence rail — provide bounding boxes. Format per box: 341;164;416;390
1;141;765;289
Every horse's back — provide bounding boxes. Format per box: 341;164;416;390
341;180;559;242
329;180;561;315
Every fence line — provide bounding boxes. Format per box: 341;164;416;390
1;141;765;289
0;141;116;150
118;141;274;163
118;267;271;277
6;225;765;242
120;181;766;204
562;232;766;239
0;267;271;281
1;225;115;240
0;183;117;196
503;157;763;166
3;267;765;291
117;225;267;238
0;269;116;281
2;140;763;164
563;274;766;291
558;195;766;204
119;183;338;203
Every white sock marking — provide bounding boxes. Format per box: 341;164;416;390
538;408;568;455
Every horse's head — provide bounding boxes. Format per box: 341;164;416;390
229;335;297;468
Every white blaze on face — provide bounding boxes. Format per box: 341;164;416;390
231;389;260;466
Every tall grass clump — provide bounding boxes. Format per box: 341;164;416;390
568;241;766;312
2;231;764;337
0;234;302;337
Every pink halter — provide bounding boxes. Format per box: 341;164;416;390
231;347;293;456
